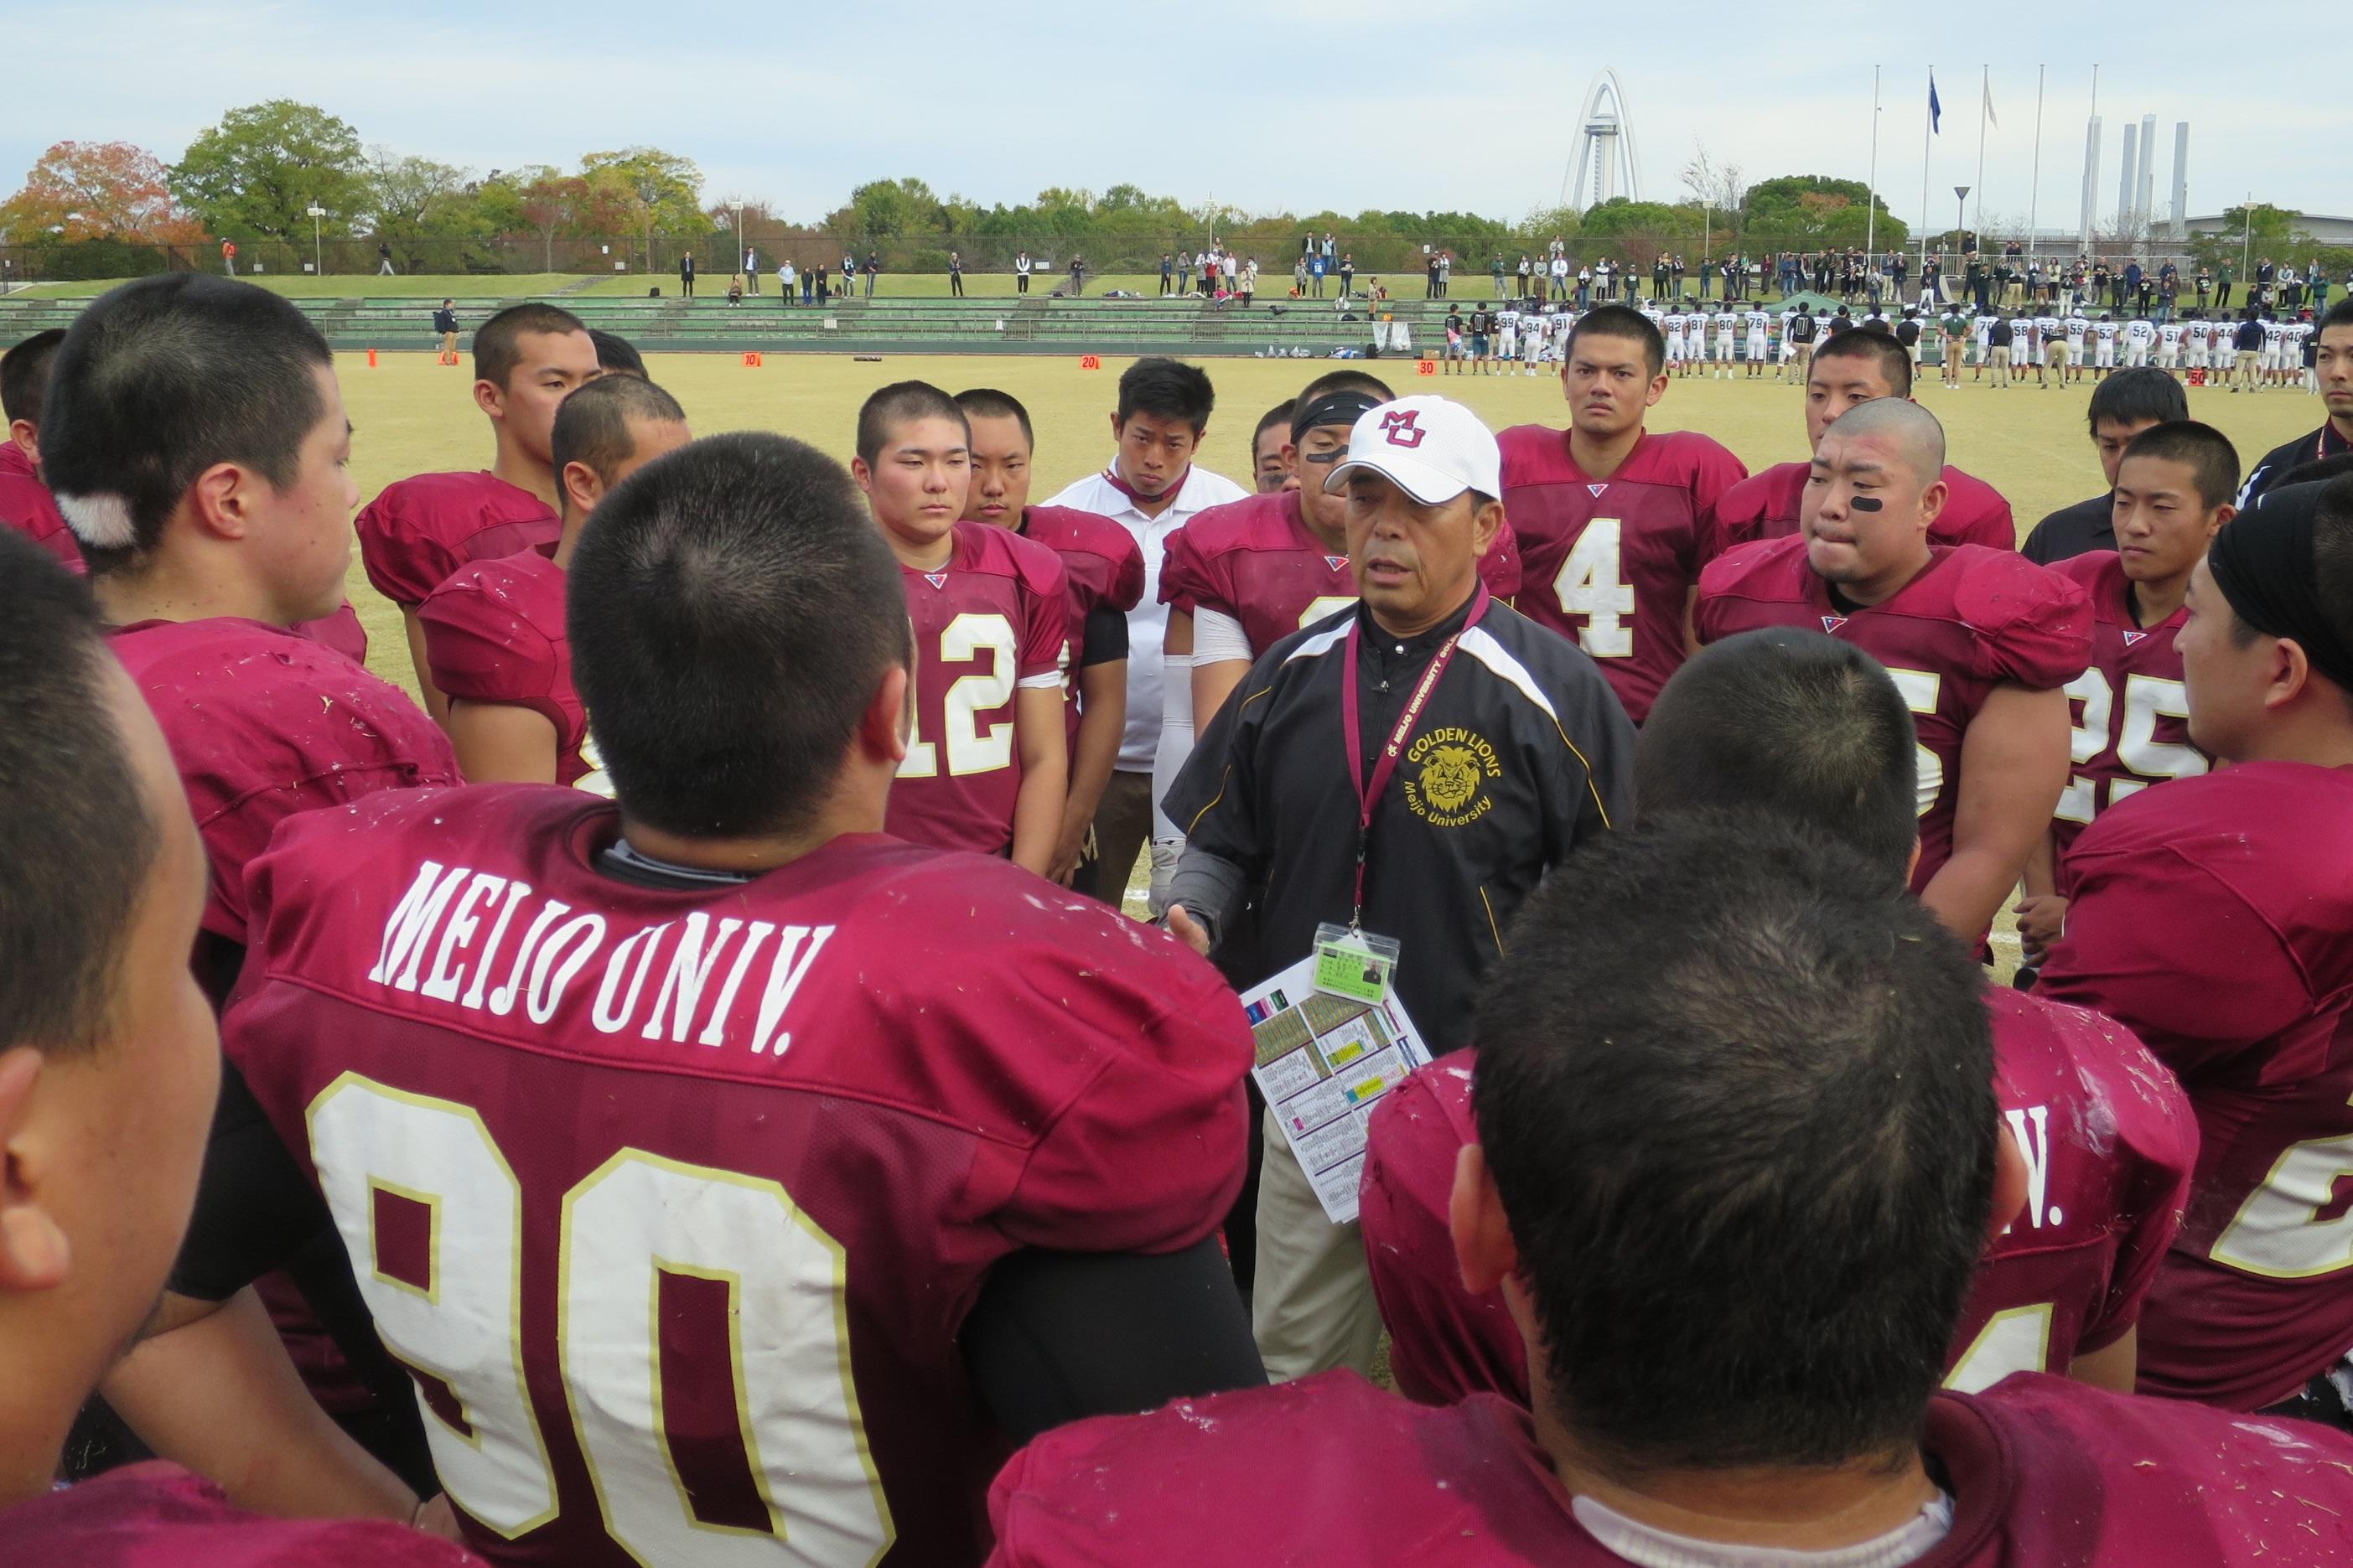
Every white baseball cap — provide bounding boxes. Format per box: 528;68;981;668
1324;396;1502;506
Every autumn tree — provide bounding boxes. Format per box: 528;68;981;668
0;140;206;243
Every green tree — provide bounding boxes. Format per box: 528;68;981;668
839;177;945;241
171;100;365;242
1740;175;1905;251
360;148;492;268
1580;198;1693;241
2187;204;2304;275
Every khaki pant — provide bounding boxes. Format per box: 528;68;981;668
2236;349;2260;389
1089;768;1153;908
1990;345;2012;386
1252;1107;1383;1382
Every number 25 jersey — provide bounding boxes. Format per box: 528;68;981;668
1498;427;1747;723
2048;550;2209;862
225;787;1254;1566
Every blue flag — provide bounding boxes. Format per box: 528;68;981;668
1929;74;1942;133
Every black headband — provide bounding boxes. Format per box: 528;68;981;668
1292;391;1383;441
2209;480;2353;693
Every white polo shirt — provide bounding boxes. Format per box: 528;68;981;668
1042;461;1250;770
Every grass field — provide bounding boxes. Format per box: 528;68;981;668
329;349;2323;951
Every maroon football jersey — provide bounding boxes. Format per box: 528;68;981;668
2047;551;2207;862
1360;991;2194;1408
225;788;1252;1568
355;470;560;608
0;440;81;572
0;1462;477;1566
888;519;1070;856
110;617;461;942
1158;489;1525;658
986;1371;2353;1566
1695;538;2089;899
1708;459;2019;560
1499;426;1747;722
419;548;597;789
1015;505;1144;746
294;601;371;665
2040;763;2353;1410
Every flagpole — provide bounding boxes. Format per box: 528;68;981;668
1974;64;1989;239
2028;65;2045;263
1921;68;1935;274
1866;64;1882;261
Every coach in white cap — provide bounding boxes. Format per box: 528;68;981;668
1163;396;1634;1382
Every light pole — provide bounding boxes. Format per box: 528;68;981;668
1953;185;1972;271
307;204;325;277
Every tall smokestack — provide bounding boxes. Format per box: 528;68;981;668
2138;114;2158;224
2080;116;2102;249
2170;122;2190;238
2118;122;2138;228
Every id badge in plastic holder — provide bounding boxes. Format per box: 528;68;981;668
1312;922;1401;1005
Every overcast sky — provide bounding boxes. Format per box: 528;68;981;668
8;0;2343;233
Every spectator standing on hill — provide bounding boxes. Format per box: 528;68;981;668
779;256;795;303
677;248;695;298
948;250;966;298
1161;252;1175;296
863;250;880;297
376;241;395;276
1309;251;1327;298
1017;250;1033;294
743;244;758;292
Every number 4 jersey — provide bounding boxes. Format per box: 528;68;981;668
1498;427;1748;723
2049;550;2210;862
2040;762;2353;1410
223;787;1255;1566
887;519;1070;856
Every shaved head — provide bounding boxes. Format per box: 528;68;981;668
1823;398;1946;488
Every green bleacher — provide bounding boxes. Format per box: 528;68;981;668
0;290;1535;359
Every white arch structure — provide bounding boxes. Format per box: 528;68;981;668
1562;70;1642;210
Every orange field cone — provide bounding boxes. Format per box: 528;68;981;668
367;347;378;368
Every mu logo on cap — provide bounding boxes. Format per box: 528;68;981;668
1381;410;1426;448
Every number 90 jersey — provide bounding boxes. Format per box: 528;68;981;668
887;520;1070;856
1696;538;2091;904
1158;489;1523;660
2048;551;2209;863
225;788;1255;1567
1498;427;1748;723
